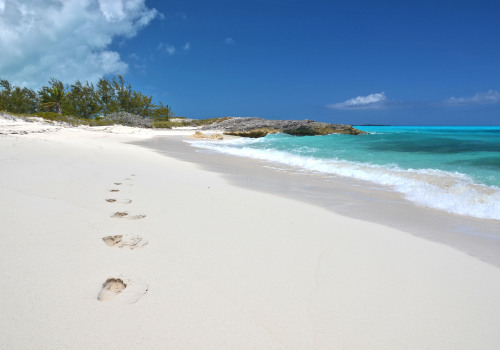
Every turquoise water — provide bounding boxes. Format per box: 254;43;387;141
356;126;500;187
188;126;500;220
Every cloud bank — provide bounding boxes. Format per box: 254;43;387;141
326;90;500;112
326;92;387;110
444;90;500;105
0;0;158;88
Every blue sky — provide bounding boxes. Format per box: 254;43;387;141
1;0;500;125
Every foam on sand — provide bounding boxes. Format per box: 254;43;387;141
189;138;500;220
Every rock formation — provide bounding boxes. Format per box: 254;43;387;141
201;117;365;137
190;131;224;140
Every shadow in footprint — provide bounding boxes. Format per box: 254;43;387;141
114;182;122;185
102;235;148;249
97;276;148;303
110;189;120;192
105;199;132;204
98;278;126;301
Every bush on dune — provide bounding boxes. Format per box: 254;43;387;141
104;112;153;128
0;75;174;127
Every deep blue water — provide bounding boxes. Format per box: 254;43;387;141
189;126;500;220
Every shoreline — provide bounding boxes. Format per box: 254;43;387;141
136;135;500;268
1;121;500;349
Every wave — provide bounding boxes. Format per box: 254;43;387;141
187;138;500;220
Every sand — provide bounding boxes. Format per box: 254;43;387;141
1;116;500;349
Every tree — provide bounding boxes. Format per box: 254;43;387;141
0;79;38;114
152;102;173;121
0;79;13;111
11;86;38;114
129;90;154;117
96;77;118;115
112;75;133;113
1;75;174;125
39;78;68;114
65;80;99;118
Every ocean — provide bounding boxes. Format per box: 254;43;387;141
187;126;500;221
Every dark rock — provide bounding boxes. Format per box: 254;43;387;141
201;117;365;137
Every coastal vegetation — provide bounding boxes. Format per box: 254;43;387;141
0;75;174;127
154;117;232;128
1;77;363;136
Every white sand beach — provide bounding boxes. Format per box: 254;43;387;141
1;116;500;349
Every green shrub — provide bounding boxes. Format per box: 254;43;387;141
32;112;114;126
191;117;231;126
152;117;232;129
153;120;174;128
34;111;67;122
104;112;152;128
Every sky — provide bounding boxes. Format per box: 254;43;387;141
1;0;500;125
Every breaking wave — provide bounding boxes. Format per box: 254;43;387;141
188;137;500;220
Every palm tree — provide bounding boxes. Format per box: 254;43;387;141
39;78;68;114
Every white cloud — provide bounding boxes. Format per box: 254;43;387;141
182;42;190;51
165;45;176;55
224;37;235;45
326;92;387;109
99;0;126;22
445;90;500;105
158;42;176;55
0;0;158;89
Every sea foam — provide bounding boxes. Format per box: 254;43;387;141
188;138;500;220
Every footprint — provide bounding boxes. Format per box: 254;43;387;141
111;212;146;220
102;235;148;249
114;182;122;185
97;276;148;303
129;214;146;220
98;278;126;301
105;199;132;204
110;189;120;192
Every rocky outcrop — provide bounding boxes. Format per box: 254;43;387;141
201;117;365;137
190;131;224;140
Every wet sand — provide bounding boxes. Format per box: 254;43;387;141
138;135;500;268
